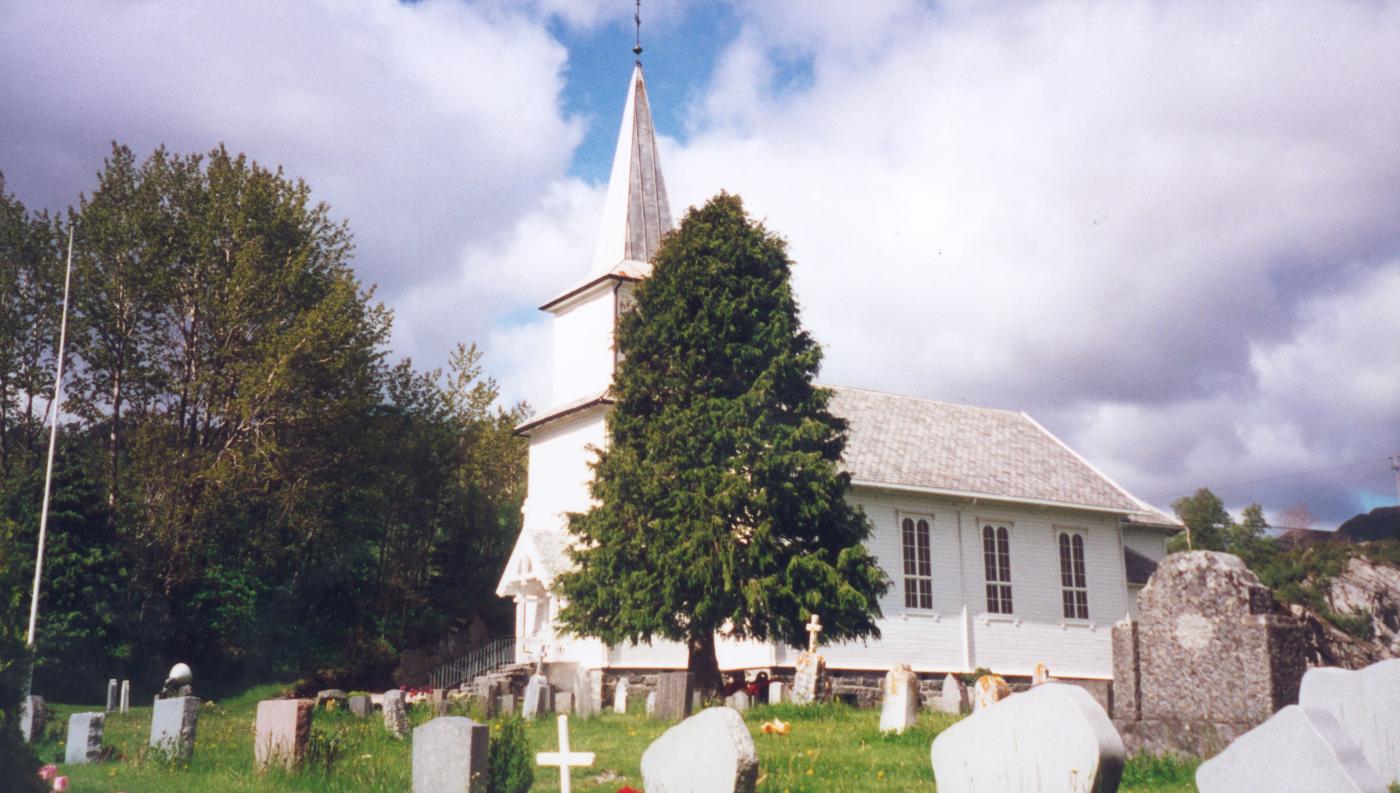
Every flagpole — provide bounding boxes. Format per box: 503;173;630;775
26;226;75;649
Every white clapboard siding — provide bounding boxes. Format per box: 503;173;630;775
1122;526;1168;562
549;287;618;407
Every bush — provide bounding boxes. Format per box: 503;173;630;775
487;715;532;793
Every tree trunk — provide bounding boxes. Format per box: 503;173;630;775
687;631;723;699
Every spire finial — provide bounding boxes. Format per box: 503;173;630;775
633;0;643;59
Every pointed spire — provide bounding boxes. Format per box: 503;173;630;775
589;63;673;276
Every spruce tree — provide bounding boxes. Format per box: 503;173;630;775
556;192;889;692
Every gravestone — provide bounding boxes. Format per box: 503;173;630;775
571;667;600;718
972;674;1010;712
1112;551;1307;757
498;694;516;715
726;689;750;713
879;664;918;734
523;674;552;720
412;716;489;793
349;694;373;718
120;680;130;714
1195;705;1387;793
1032;663;1052;686
149;696;200;760
1298;659;1400;785
20;695;45;743
654;672;694;721
931;683;1125;793
613;677;629;714
315;689;348;711
554;691;574;714
791;651;825;705
937;674;968;715
429;688;447;716
65;712;105;765
106;679;119;712
645;691;657;715
254;699;313;771
767;681;784;704
641;707;759;793
473;677;500;715
383;689;410;738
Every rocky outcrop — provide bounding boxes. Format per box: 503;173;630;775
1291;555;1400;668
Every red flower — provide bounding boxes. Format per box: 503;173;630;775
617;787;643;793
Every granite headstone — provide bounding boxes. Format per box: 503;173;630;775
254;699;313;771
412;716;489;793
1195;705;1387;793
383;689;409;738
20;695;45;743
149;696;200;760
938;674;968;715
523;674;552;720
1298;659;1400;785
65;712;105;765
641;707;758;793
349;694;373;718
654;672;694;721
791;651;825;705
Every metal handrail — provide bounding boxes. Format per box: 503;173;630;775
427;637;517;691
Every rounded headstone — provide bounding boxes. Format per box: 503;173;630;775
641;707;758;793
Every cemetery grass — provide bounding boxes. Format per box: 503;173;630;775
39;686;1198;792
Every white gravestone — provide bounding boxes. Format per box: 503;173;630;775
65;712;105;764
726;689;750;712
791;652;825;705
382;689;409;738
641;706;759;793
523;674;552;720
1196;705;1387;793
573;667;599;718
413;716;490;793
555;691;574;714
613;677;629;714
150;696;200;760
255;699;313;771
646;691;657;715
498;694;515;715
536;715;594;793
879;664;919;734
938;674;968;715
931;683;1125;793
120;680;130;714
106;679;119;712
1299;659;1400;785
767;681;784;704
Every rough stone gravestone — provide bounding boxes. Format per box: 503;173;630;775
937;674;968;715
348;694;372;718
791;651;825;705
523;674;552;720
120;680;130;714
1298;659;1400;785
767;681;784;704
149;696;200;760
473;677;499;714
571;667;600;718
931;683;1125;793
971;674;1010;712
1195;705;1387;793
106;679;119;712
645;691;656;715
879;664;918;734
613;677;629;714
641;707;759;793
1112;551;1307;757
315;689;348;711
412;716;489;793
555;691;574;714
20;695;45;743
498;694;516;715
654;672;694;721
727;689;750;713
383;689;410;738
254;699;313;771
65;712;105;765
1032;663;1052;686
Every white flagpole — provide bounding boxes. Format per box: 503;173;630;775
26;226;75;648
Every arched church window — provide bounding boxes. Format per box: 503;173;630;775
1058;530;1089;620
901;516;933;609
982;524;1013;614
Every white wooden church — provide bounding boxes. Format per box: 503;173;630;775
496;62;1179;686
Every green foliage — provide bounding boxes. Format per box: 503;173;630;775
306;724;347;774
960;666;995;686
486;715;533;793
1120;753;1200;790
557;192;889;689
0;635;46;792
0;146;526;694
1169;488;1234;552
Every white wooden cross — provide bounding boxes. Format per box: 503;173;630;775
536;714;594;793
805;613;823;652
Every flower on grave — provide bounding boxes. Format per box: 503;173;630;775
39;765;57;781
52;776;69;792
760;718;790;735
618;787;642;793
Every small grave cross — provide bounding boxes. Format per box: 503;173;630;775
805;613;823;652
536;714;594;793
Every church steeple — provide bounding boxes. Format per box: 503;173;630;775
589;63;673;276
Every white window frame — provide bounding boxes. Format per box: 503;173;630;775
980;520;1015;615
899;513;934;611
1056;527;1090;621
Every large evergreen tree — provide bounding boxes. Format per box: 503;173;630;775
556;193;889;692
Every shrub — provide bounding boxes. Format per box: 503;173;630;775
487;716;532;793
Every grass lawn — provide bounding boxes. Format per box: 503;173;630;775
34;685;1199;792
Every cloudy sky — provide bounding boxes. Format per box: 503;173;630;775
3;0;1399;525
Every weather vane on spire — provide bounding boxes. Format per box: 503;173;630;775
633;0;643;59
